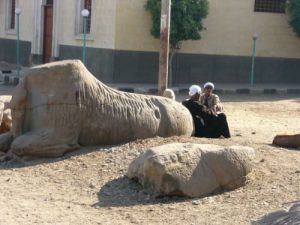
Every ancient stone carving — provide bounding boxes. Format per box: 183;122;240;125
127;143;255;197
5;60;193;157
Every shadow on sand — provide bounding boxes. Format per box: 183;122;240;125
267;143;300;152
0;144;119;169
93;176;190;208
252;201;300;225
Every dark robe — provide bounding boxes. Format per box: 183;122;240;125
182;99;231;138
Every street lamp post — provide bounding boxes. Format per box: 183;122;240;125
15;8;21;77
81;9;89;65
250;33;258;86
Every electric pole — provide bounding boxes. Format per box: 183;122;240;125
158;0;171;96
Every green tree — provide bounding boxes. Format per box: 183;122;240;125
145;0;209;85
288;0;300;37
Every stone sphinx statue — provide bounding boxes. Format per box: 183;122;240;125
1;60;193;157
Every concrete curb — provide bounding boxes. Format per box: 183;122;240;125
2;82;298;94
116;87;300;95
3;75;20;85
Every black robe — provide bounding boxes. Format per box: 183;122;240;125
182;99;231;138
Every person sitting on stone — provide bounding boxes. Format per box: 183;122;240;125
182;85;231;138
200;82;230;138
200;82;223;114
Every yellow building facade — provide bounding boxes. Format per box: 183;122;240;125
1;0;300;84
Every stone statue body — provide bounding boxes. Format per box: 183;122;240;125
8;60;193;157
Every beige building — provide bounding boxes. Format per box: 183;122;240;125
1;0;300;84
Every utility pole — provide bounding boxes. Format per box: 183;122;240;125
158;0;171;96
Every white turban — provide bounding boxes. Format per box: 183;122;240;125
189;85;201;96
204;82;215;90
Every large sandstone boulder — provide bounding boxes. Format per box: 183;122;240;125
272;134;300;149
127;143;255;197
4;60;193;157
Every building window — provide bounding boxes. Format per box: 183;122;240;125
254;0;286;13
5;0;17;31
83;0;92;34
9;0;16;29
76;0;93;35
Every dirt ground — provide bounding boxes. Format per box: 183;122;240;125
0;93;299;225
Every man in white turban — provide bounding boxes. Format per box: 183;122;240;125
201;82;230;138
182;85;206;137
188;85;202;97
200;82;223;113
182;84;231;138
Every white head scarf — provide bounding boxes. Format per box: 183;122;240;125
188;85;201;96
204;82;215;90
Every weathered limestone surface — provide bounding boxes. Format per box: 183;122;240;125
127;143;255;197
8;60;193;157
273;134;300;149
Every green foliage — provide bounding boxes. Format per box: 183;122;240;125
288;0;300;37
145;0;209;49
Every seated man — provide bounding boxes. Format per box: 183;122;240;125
200;82;230;138
182;85;231;138
200;82;223;113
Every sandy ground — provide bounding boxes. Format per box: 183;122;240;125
0;93;300;225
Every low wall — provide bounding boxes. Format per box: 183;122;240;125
0;38;31;67
0;39;299;84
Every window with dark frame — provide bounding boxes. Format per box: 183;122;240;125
9;0;16;29
254;0;287;13
83;0;92;33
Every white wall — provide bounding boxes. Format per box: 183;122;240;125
114;0;300;58
58;0;117;49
